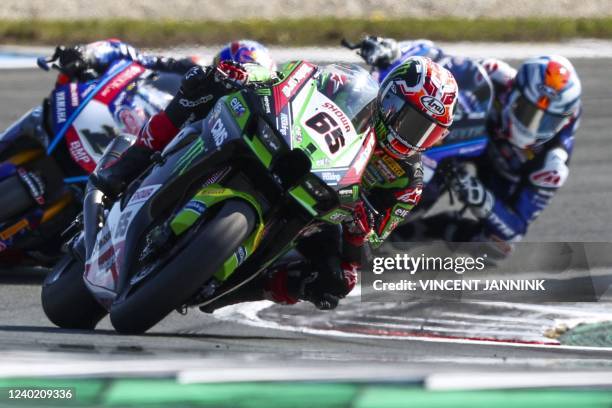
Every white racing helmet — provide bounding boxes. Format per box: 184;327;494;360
502;55;581;148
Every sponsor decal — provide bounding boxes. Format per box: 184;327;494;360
262;95;272;114
273;62;315;114
394;207;410;218
174;137;205;175
320;171;342;183
55;91;67;124
66;126;95;172
211;118;229;147
17;168;45;205
80;84;96;98
339;188;353;198
281;63;314;98
420;95;446;115
96;64;145;104
69;83;79;107
279;112;290;137
127;185;159;207
230;97;246;116
179;94;213;108
376;160;396;180
326;210;348;223
293;125;303;144
235;246;247;266
314;158;331;167
382;155;405;177
395;185;423;205
185;200;207;215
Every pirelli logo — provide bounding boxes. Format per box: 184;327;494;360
382;155;405;177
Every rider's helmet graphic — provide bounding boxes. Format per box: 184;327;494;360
502;55;581;148
375;56;458;159
214;39;277;73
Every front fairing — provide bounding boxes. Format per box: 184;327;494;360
254;62;378;189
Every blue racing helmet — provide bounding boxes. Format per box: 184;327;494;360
214;40;277;73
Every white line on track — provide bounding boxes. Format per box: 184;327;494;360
213;300;612;352
426;370;612;390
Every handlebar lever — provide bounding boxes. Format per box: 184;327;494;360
340;38;362;50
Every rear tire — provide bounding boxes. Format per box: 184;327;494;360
41;254;108;329
110;199;256;334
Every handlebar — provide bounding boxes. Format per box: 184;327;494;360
340;38;362;51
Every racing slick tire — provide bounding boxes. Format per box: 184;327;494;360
41;254;108;329
110;199;256;334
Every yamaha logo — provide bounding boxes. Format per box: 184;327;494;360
420;95;445;115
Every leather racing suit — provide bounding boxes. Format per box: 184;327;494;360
371;39;580;250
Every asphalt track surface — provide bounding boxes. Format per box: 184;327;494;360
0;60;612;379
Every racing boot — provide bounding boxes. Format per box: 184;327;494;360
89;144;153;199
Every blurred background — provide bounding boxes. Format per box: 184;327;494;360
1;0;612;46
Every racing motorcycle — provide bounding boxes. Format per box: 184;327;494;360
0;50;178;266
42;61;380;334
343;38;494;223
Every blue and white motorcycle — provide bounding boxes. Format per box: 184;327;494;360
0;51;178;265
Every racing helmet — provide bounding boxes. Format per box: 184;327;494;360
375;56;457;159
213;40;277;73
502;55;581;148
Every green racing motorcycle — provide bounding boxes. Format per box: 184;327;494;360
41;61;384;334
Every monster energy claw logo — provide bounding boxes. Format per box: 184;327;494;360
174;137;205;175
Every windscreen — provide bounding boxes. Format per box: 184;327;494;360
316;63;379;133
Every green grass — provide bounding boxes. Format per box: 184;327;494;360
1;17;612;47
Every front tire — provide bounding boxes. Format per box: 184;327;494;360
41;254;108;329
110;199;256;334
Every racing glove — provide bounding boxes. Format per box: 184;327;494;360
45;45;92;80
358;36;399;69
265;260;358;311
451;166;494;219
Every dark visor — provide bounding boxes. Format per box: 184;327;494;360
512;94;569;136
380;91;447;152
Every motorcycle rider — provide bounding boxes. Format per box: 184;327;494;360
357;36;582;253
52;38;277;82
50;39;278;135
48;39;200;83
90;56;458;310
